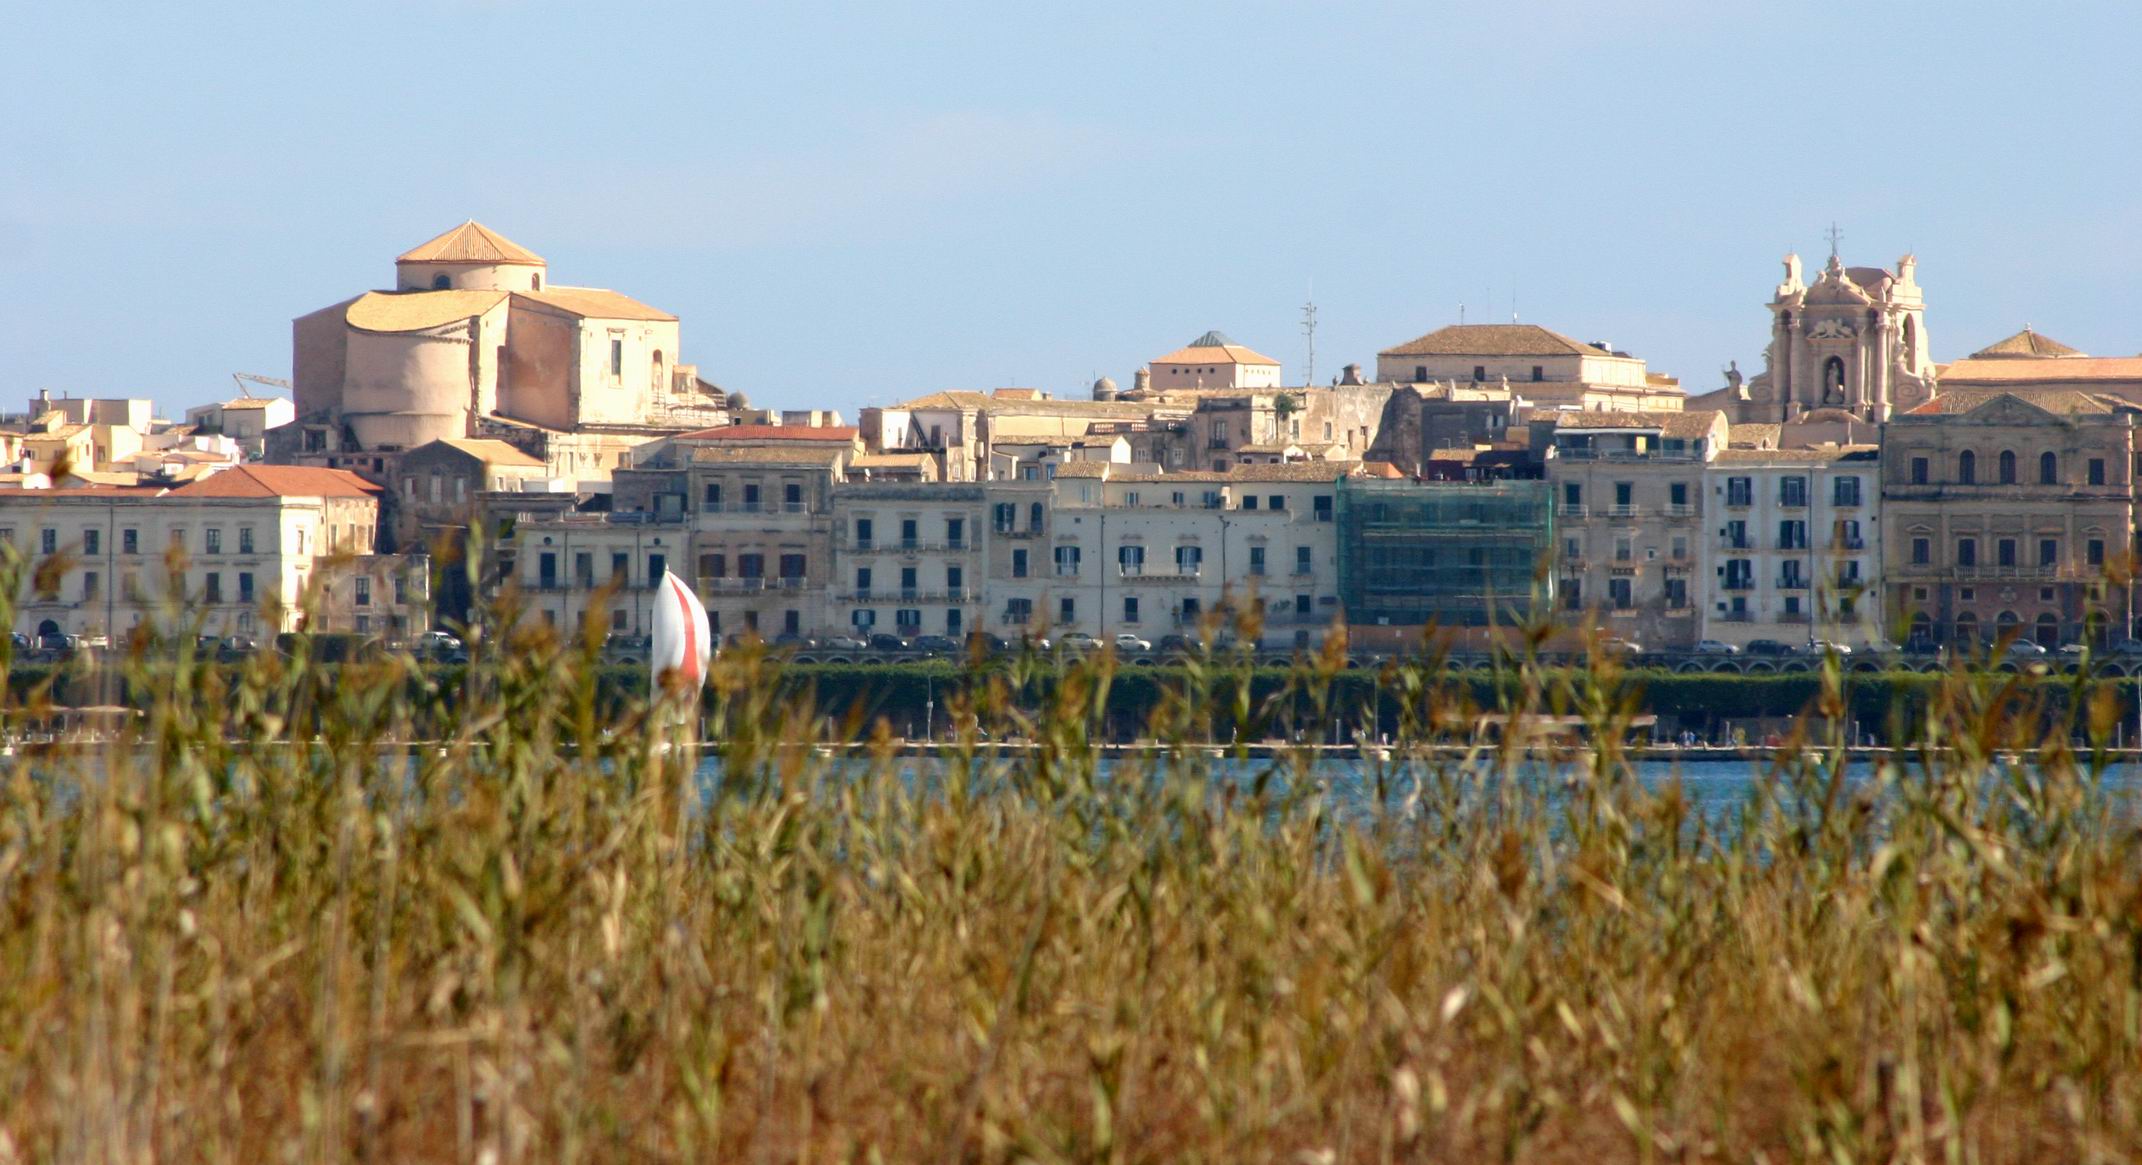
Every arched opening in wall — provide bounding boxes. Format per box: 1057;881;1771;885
1903;315;1918;361
36;619;59;639
2087;608;2109;646
1998;450;2017;484
2040;451;2059;484
1958;449;1976;484
1822;355;1846;403
1954;611;1979;649
431;274;451;290
2036;612;2060;647
1996;610;2021;649
531;273;542;290
652;350;665;394
1909;611;1932;646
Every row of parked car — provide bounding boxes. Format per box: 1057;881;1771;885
749;630;1237;658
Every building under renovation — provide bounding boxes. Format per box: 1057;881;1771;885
1336;479;1554;639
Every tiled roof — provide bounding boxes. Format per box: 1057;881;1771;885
165;465;381;499
1969;327;2084;359
689;446;848;466
346;290;507;333
1228;461;1359;482
1906;389;2131;417
677;424;858;442
848;452;934;468
513;287;675;322
1938;356;2142;384
894;390;1156;417
1711;446;1879;464
432;438;546;468
220;398;283;410
1151;332;1282;366
1049;461;1111;479
1233;442;1303;454
1727;422;1782;449
396;221;544;265
1555;410;1721;438
1380;323;1604;359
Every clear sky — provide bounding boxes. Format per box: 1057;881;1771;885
5;1;2139;419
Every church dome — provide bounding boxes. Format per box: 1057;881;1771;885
1092;375;1119;401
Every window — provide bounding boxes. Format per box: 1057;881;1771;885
785;483;802;510
432;273;451;290
648;552;667;581
1268;495;1284;511
1242;496;1258;511
1118;545;1145;575
1123;596;1139;623
2089;539;2106;566
1414;365;1427;381
701;553;726;579
1957;538;1977;567
1669;482;1688;508
1608;578;1632;609
1313;495;1333;521
853;609;877;629
1725;520;1747;549
2090;458;2107;486
2039;539;2058;567
1296;545;1312;574
1614;535;1633;562
1059;596;1075;624
1004;598;1032;625
1833;519;1862;548
1912;537;1931;565
610;338;623;379
1615;482;1633;508
1998;450;2017;484
899;519;919;549
82;571;98;601
946;564;963;591
205;573;222;603
895;609;921;632
1958;450;1977;484
83;529;99;555
1565;483;1583;508
741;483;761;511
1779;476;1807;506
1248;547;1265;576
1997;539;2016;568
238;526;254;554
611;552;628;581
899;566;917;595
737;553;763;579
205;527;222;554
994;502;1016;532
1012;549;1028;579
237;572;254;603
1910;457;1929;485
780;554;805;581
855;518;873;549
705;482;723;508
946;516;964;547
1833;476;1861;506
1777;520;1806;550
40;528;55;554
1665;577;1688;608
1472;365;1486;381
1531;365;1544;382
1054;545;1080;577
1726;477;1751;506
1176;545;1203;573
122;528;137;555
2040;451;2058;485
855;566;873;594
1030;502;1045;531
354;577;371;607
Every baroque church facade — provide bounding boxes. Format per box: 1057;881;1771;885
1692;251;1937;424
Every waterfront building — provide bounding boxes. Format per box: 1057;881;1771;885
1698;446;1882;650
1334;477;1555;650
1544;411;1726;649
830;482;989;640
1880;390;2138;650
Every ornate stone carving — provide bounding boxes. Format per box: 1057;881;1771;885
1809;318;1857;341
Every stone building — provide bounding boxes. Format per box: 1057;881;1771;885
1698;447;1882;650
1545;411;1727;649
1880;390;2138;650
1145;330;1283;391
1375;324;1684;412
830;483;989;640
1692;251;1935;424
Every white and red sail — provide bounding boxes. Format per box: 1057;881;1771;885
650;570;713;692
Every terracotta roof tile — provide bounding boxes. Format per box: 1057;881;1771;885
689;446;848;466
1380;324;1606;359
396;221;544;265
513;287;674;322
1938;356;2142;384
1555;410;1721;438
165;465;381;499
678;425;858;442
1969;327;2085;359
345;290;507;333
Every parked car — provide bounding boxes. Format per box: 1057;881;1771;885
1154;633;1196;657
8;632;30;654
1112;632;1154;653
2058;642;2091;657
1808;639;1853;656
1744;639;1795;657
909;634;960;654
2108;638;2142;656
963;632;1009;654
36;632;78;654
867;633;912;653
770;632;817;649
1598;636;1642;656
415;630;463;658
1058;632;1101;652
819;634;868;652
1016;633;1052;652
2004;639;2048;657
1692;640;1740;655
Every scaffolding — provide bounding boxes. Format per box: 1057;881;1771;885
1337;478;1553;628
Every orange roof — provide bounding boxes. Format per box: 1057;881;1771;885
346;289;507;333
164;465;381;500
513;286;674;322
677;424;858;442
1381;323;1603;359
397;221;544;265
1939;356;2142;384
1968;327;2085;359
1152;344;1280;367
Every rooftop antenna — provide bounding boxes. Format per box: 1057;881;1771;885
1300;291;1318;389
1459;302;1466;325
1825;221;1845;259
1511;284;1518;324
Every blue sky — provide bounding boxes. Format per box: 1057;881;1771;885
5;1;2139;419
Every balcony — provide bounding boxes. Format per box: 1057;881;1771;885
700;577;806;593
1663;504;1696;519
1775;576;1808;590
1953;564;2068;581
1776;611;1810;624
1722;538;1753;551
700;501;809;516
1609;504;1640;519
1119;567;1200;583
1831;537;1866;551
1560;504;1589;519
993;526;1043;539
1832;494;1863;508
1779;496;1807;510
1722;579;1754;591
1775;540;1809;552
1724;494;1753;509
1717;611;1756;623
843;588;976;603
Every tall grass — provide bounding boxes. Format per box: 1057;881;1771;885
2;563;2141;1162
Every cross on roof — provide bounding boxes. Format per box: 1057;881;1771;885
1824;221;1845;259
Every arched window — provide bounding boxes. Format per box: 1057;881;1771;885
1955;611;1979;645
531;273;542;290
1958;450;1976;484
2035;612;2060;647
1909;611;1933;645
431;273;451;290
1903;316;1918;359
652;350;665;393
2040;451;2058;484
1998;450;2017;484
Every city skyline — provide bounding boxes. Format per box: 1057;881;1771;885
5;2;2141;419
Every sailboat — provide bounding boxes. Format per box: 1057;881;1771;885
650;570;713;694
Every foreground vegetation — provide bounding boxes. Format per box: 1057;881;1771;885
5;594;2142;1160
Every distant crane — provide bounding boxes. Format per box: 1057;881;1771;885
230;372;291;399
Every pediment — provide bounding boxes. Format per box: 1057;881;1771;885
1959;393;2060;425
